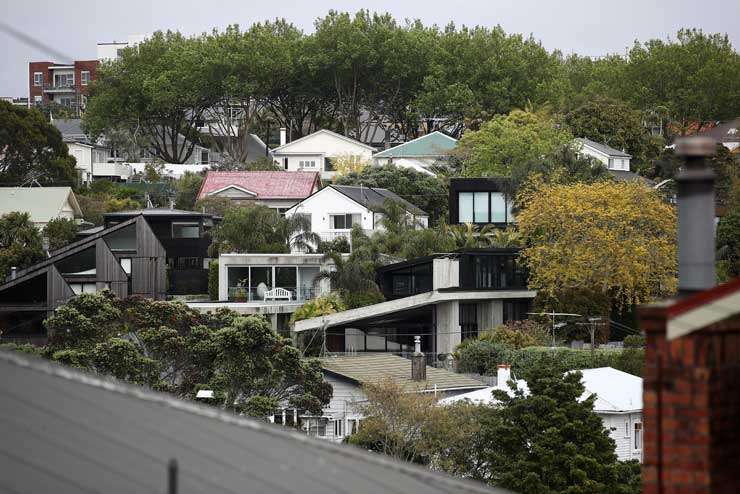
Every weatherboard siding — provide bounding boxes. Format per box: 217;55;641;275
323;375;366;419
599;412;642;462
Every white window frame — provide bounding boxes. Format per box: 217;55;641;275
299;159;316;169
81;70;90;85
634;422;642;450
329;213;361;230
119;258;132;274
33;72;43;86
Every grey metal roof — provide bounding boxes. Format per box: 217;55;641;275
0;350;506;494
575;138;631;158
332;185;427;216
52;118;87;141
698;118;740;143
104;207;214;218
0;186;82;223
608;170;656;185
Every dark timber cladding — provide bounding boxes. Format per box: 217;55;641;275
132;216;167;299
95;238;128;298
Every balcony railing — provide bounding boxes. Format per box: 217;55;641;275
227;286;320;303
42;83;76;91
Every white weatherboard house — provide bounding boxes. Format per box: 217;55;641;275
0;187;83;229
439;366;644;462
284;185;429;248
270;353;486;443
575;137;632;171
372;131;458;176
271;129;375;180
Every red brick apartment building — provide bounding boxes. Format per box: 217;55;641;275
28;60;98;115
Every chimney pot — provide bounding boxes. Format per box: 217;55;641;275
10;267;17;280
411;336;426;381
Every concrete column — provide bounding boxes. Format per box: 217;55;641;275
270;314;278;332
218;261;229;301
435;300;460;354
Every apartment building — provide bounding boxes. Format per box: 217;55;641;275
28;60;98;115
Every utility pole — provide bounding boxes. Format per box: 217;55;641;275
576;317;606;357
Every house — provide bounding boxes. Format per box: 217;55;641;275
29;60;98;115
0;207;221;343
697;117;740;152
439;365;643;462
284;185;429;248
0;351;505;494
187;252;338;334
271;129;376;180
196;171;321;215
278;352;487;442
575;137;632;171
0;187;83;229
294;248;535;356
372;131;458;175
448;178;515;227
52;119;129;183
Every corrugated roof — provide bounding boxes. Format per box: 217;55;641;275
331;185;427;216
0;351;505;494
197;171;319;201
322;354;486;393
52;118;86;140
0;187;82;223
374;131;458;158
698;117;740;143
575;137;632;158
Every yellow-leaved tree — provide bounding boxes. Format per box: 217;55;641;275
517;180;677;310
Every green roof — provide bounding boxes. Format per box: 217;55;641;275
374;131;458;158
322;354;485;393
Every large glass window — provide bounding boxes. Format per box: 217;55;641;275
491;192;507;223
331;214;361;229
172;222;200;239
473;192;489;223
458;192;474;223
250;267;272;299
275;267;297;290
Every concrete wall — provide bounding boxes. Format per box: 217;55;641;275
435;300;460;354
432;258;459;290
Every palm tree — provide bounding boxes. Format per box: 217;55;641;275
279;213;321;253
314;250;379;298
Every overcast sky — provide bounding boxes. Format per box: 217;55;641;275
2;0;739;97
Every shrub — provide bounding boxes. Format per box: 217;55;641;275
208;260;219;300
456;340;512;375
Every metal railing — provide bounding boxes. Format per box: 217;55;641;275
227;286;320;302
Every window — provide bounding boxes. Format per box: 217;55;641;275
59;96;74;108
331;214;361;229
324;157;335;171
80;71;90;85
200;149;209;164
634;423;642;449
333;420;343;437
173;257;202;269
33;72;43;86
473;192;489;223
69;283;103;295
460;303;478;340
458;192;474;223
172;222;200;239
491;192;507;223
54;73;74;88
119;258;132;274
34;95;42;105
299;160;316;168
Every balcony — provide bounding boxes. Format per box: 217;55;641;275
227;286;320;303
42;83;76;93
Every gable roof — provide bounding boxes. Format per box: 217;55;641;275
663;276;740;340
575;137;632;158
373;131;458;158
52;118;86;141
439;366;642;414
608;170;656;185
331;185;427;216
0;187;82;223
196;171;320;201
698;117;740;143
0;350;504;494
271;129;376;154
322;354;486;393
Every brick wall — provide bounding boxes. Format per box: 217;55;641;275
640;304;740;494
74;60;99;94
28;61;52;102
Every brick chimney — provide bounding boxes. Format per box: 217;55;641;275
411;336;426;381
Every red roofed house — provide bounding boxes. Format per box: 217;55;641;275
196;171;321;215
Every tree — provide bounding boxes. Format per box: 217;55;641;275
173;172;204;210
565;97;659;168
43;292;332;416
482;361;640;494
0;212;45;279
517;181;677;310
717;179;740;280
42;217;79;251
84;31;210;163
0;101;77;185
457;109;572;177
334;164;449;224
316;243;384;309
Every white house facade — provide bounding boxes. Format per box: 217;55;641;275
284;185;429;248
574;137;632;171
271;129;375;180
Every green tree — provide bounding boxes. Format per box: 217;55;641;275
717;179;740;279
457;109;572;177
84;31;210;163
0;212;45;279
482;361;640;494
334;164;449;224
42;217;79;251
0;101;77;185
173;171;204;210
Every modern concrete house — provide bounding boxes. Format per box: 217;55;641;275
293;248;535;358
187;252;339;334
